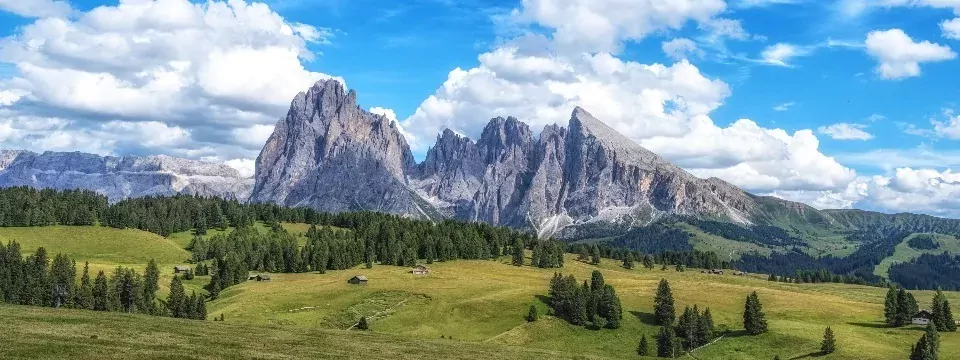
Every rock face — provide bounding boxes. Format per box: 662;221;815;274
250;79;424;215
250;80;807;237
0;150;252;202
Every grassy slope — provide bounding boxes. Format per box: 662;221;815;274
679;223;772;261
0;305;607;360
209;255;960;360
873;233;960;279
9;225;960;359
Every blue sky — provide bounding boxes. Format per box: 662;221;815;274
3;0;960;216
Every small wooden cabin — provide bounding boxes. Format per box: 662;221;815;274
348;275;368;285
173;265;191;274
412;265;430;275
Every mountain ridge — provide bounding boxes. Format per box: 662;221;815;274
249;80;834;238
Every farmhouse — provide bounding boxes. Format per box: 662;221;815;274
412;265;430;275
913;310;934;325
173;265;191;274
348;275;368;285
251;274;271;281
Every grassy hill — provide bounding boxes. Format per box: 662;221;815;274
6;224;960;359
0;305;602;360
873;233;960;279
205;255;960;360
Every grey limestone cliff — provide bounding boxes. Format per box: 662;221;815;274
250;80;806;238
0;150;252;202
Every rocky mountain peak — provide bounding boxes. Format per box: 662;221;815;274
251;83;812;237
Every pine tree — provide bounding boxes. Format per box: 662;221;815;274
897;288;914;327
168;275;186;318
196;294;207;320
909;332;933;360
657;326;677;358
77;262;93;310
884;286;900;327
643;255;654;270
942;299;957;332
821;327;836;354
654;279;676;326
91;270;109;311
357;316;369;330
589;245;601;265
623;252;635;269
527;305;538;322
696;308;714;347
931;289;956;332
767;273;777;281
926;323;939;360
743;291;768;335
143;259;160;313
511;237;524;266
637;334;650;356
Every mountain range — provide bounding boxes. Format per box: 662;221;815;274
249;80;836;239
0;150;252;202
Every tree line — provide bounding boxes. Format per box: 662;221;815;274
0;241;204;320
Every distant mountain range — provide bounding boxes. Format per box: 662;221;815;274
0;150;252;202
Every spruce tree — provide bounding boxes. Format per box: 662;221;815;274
92;270;109;311
511;237;524;266
743;291;768;335
357;316;369;330
942;299;957;332
590;245;601;265
195;292;207;320
654;279;676;326
643;255;654;270
657;326;677;358
884;286;899;327
896;289;914;327
931;289;956;332
926;323;939;360
168;275;186;318
527;305;538;322
821;327;836;354
77;262;93;310
696;308;714;346
637;334;650;356
143;259;160;312
623;252;635;269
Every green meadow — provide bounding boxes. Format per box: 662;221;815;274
3;224;960;359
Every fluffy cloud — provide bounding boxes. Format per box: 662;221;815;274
401;10;856;194
0;0;71;18
865;29;956;79
662;38;702;60
773;102;794;111
0;0;338;162
818;123;874;140
224;158;256;178
511;0;729;54
943;17;960;39
370;107;398;122
760;43;811;66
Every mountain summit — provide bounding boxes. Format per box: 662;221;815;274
250;81;819;238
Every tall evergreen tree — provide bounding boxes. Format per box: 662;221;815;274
654;279;676;326
896;288;914;327
931;289;956;332
590;244;601;265
743;291;768;335
926;323;940;360
512;237;524;266
696;308;715;347
168;275;186;318
143;259;160;312
884;286;900;327
92;270;109;311
623;252;635;269
49;253;75;308
821;327;836;354
657;326;677;358
357;316;369;330
76;262;93;310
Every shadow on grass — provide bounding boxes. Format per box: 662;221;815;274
847;321;888;329
789;351;825;359
629;311;658;326
534;295;550;305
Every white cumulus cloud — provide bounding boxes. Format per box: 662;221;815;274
865;29;956;79
818;123;874;140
